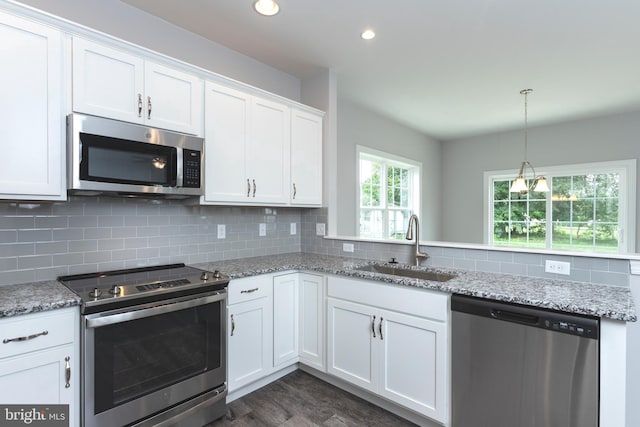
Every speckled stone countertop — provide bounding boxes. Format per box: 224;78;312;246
0;280;81;318
195;252;637;322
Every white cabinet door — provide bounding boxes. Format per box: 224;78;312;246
273;274;299;367
73;37;144;124
203;82;250;203
248;97;290;204
0;11;64;200
144;61;203;135
327;298;377;393
290;109;323;206
73;38;203;135
227;297;273;392
0;343;74;400
378;309;448;423
298;273;325;370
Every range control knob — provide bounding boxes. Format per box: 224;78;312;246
89;288;102;298
109;285;122;295
213;270;221;279
200;271;210;281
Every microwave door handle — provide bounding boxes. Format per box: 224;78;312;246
85;291;227;328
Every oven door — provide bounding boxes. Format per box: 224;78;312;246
83;291;226;427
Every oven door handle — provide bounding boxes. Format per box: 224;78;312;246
85;291;227;329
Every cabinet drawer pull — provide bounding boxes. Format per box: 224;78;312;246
247;179;251;197
293;183;297;199
147;96;152;119
252;179;257;197
240;288;259;294
230;314;235;336
137;93;143;117
379;317;384;340
3;330;48;344
371;315;376;338
65;356;71;389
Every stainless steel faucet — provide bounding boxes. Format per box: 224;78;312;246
405;214;429;266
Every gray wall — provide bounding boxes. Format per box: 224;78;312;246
16;0;301;100
336;99;442;239
441;110;640;251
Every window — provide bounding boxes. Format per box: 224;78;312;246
486;160;636;253
358;147;421;240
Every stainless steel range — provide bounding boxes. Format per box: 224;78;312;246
58;264;229;427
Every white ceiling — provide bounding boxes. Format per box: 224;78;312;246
120;0;640;140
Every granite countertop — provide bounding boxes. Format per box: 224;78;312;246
195;252;637;322
0;280;81;318
0;252;635;321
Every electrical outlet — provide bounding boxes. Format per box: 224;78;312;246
343;243;355;253
259;223;267;236
316;223;326;236
545;260;571;275
217;224;226;239
290;222;297;235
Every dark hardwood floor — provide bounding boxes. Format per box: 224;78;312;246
206;370;418;426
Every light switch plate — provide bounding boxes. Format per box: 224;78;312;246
259;223;267;236
316;223;326;236
217;224;226;239
343;243;354;253
290;222;297;235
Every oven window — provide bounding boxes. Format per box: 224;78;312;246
93;302;221;414
79;133;177;187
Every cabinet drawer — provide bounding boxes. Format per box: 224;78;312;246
0;308;76;359
328;276;449;322
228;276;271;305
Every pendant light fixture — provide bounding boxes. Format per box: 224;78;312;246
509;89;549;194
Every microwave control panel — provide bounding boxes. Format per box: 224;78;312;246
183;149;202;188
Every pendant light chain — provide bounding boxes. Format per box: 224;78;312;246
521;88;532;162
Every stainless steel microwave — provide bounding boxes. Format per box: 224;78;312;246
67;114;203;198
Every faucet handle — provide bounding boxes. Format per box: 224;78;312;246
389;257;398;264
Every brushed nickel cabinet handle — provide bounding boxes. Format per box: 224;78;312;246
247;179;251;197
293;183;297;199
252;179;256;197
379;317;384;340
371;315;376;338
230;314;235;336
137;94;143;117
65;356;71;388
240;288;259;294
147;96;152;119
3;330;48;344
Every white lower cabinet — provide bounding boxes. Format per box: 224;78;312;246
273;274;299;368
227;276;273;392
0;308;79;427
327;276;449;425
298;273;325;370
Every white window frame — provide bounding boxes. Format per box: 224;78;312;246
484;159;636;253
356;145;422;240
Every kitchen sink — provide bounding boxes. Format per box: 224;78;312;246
354;264;456;282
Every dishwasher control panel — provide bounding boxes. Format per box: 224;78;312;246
543;319;598;339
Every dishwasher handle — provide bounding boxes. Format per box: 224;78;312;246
490;309;539;326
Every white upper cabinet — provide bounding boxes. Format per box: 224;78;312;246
202;81;291;205
0;11;65;200
72;38;203;135
290;108;323;206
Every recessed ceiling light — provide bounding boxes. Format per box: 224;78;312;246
254;0;280;16
361;29;376;40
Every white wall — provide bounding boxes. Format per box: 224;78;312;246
15;0;301;100
441;110;640;249
336;99;442;239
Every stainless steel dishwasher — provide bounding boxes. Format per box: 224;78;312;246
451;294;599;427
